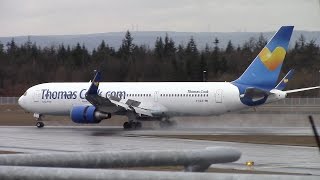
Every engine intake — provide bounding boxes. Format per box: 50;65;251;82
70;106;111;124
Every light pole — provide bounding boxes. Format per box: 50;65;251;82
203;70;207;82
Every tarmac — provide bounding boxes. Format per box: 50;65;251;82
0;126;319;176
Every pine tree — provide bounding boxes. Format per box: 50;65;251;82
295;34;306;52
0;42;3;55
154;37;164;58
164;33;176;57
225;40;234;54
72;43;84;67
58;44;67;60
119;30;135;58
255;33;267;51
6;38;17;56
185;37;201;81
213;38;219;55
186;36;198;55
98;40;106;51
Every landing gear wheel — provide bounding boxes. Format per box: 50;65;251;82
36;122;44;128
160;120;176;129
123;121;142;130
123;122;131;130
136;122;142;129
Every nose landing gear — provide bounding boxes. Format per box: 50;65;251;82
34;113;44;128
36;121;44;128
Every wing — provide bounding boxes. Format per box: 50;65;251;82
85;71;166;117
85;72;124;113
108;96;166;117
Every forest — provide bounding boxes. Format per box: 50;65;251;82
0;31;319;97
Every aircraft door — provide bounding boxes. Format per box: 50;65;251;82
33;90;41;103
215;89;222;103
154;91;159;102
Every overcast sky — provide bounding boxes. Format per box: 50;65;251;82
0;0;319;36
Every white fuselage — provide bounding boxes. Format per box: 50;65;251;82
18;82;284;117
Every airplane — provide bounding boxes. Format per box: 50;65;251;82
18;26;320;129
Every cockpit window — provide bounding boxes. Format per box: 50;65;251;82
23;91;27;96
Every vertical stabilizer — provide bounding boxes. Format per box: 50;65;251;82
233;26;294;90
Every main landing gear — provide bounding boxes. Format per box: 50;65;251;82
123;121;142;130
34;113;44;128
159;118;177;129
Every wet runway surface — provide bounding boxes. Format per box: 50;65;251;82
0;126;320;176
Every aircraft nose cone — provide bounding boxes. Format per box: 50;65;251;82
18;96;24;107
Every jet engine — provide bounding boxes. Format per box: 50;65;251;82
70;106;111;124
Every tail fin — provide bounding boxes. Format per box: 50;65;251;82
233;26;294;90
275;69;294;90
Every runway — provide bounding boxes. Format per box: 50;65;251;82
0;126;320;176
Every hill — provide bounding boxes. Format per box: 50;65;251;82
0;31;319;51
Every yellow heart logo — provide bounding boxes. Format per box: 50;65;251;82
258;47;286;71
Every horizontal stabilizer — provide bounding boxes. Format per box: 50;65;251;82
284;86;320;94
275;69;294;90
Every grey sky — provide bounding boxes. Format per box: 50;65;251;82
0;0;319;36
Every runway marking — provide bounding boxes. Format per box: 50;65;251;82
146;135;318;147
0;146;76;153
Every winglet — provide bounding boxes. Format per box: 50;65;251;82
86;71;101;95
275;69;295;90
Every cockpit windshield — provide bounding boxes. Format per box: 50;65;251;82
23;91;27;96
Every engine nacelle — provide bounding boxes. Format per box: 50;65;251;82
70;106;111;124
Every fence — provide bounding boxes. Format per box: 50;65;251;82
266;98;320;106
0;97;19;105
1;97;320;106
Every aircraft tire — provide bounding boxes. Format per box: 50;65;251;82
123;122;131;130
136;122;142;129
160;120;176;129
36;122;44;128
